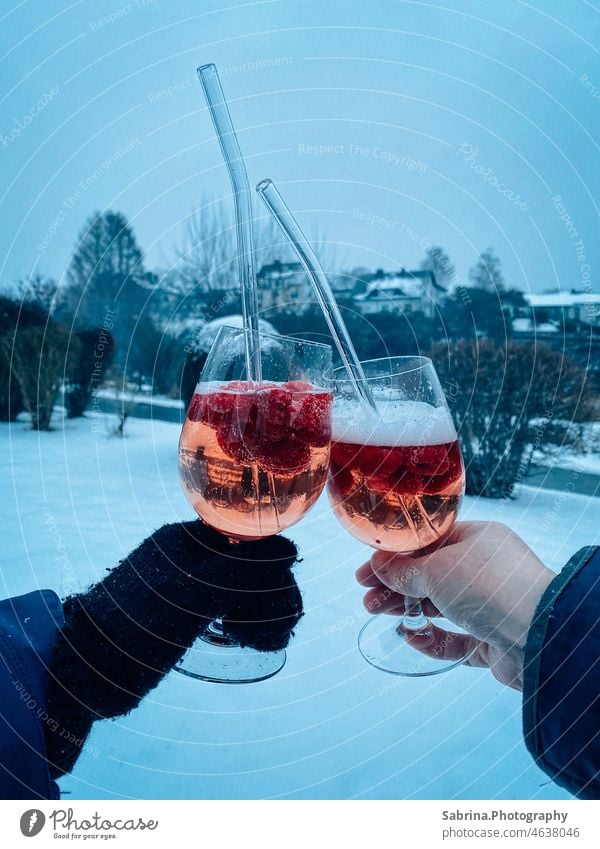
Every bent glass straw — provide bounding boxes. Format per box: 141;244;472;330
256;179;378;416
197;63;261;382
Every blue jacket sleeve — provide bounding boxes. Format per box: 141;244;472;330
523;546;600;799
0;590;64;800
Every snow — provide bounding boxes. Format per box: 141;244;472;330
95;388;184;410
532;448;600;476
357;277;423;301
525;292;600;308
511;318;558;333
194;315;278;352
2;415;598;801
531;422;600;476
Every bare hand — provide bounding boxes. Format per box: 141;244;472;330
356;521;554;690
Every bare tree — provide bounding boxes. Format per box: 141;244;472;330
167;203;236;296
110;391;137;437
14;272;60;314
104;374;141;438
165;197;337;303
468;248;505;292
420;245;457;290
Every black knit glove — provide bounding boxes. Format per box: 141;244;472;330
44;520;302;779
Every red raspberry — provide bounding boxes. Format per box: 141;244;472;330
364;473;393;493
422;460;463;494
224;380;252;391
230;392;259;429
284;380;313;392
216;430;255;464
186;393;206;422
214;391;260;463
406;444;451;476
256;438;310;476
389;469;424;496
292;393;332;447
330;442;362;469
256;387;292;441
358;445;407;476
329;465;356;497
203;391;237;428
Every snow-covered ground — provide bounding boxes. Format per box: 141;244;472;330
533;446;600;476
2;414;598;801
531;422;600;476
95;388;184;410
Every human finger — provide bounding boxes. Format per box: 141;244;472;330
403;625;482;664
363;586;441;618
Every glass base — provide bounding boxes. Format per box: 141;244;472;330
358;614;471;677
175;620;286;684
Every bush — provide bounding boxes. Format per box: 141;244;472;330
180;350;207;410
0;296;58;421
0;299;24;420
0;353;22;421
1;319;78;430
431;339;594;498
151;331;186;397
64;327;116;418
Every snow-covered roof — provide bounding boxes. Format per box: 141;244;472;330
356;277;426;301
258;261;303;278
262;270;300;281
195;315;278;351
525;292;600;307
330;274;357;291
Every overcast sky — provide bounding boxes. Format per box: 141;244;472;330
1;0;598;296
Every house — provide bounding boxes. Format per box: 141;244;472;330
353;268;445;318
330;270;364;296
524;291;600;327
513;291;600;382
257;260;311;314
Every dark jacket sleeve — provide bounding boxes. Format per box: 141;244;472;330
523;546;600;799
0;590;64;800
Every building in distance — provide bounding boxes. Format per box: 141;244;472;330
353;268;445;319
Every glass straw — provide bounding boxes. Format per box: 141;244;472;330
197;63;261;382
256;178;378;416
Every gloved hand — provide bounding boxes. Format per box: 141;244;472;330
44;520;302;778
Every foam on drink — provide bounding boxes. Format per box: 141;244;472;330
332;399;457;447
195;380;330;397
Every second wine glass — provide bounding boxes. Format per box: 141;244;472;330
327;356;469;677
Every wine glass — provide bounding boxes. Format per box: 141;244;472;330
178;325;332;682
327;356;469;676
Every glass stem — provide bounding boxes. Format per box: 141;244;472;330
201;617;237;648
401;597;429;632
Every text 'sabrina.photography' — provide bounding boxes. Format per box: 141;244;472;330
0;1;598;846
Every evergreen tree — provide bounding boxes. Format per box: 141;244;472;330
63;211;155;376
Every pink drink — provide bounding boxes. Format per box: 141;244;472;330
179;381;331;540
328;402;465;552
